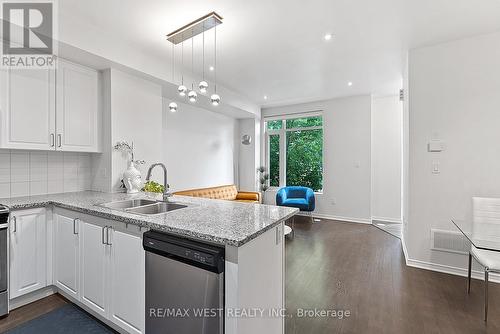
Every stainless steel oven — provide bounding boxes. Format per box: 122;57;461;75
0;205;8;317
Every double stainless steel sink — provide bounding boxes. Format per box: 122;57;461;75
98;199;187;216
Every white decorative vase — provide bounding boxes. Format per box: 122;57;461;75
123;161;142;194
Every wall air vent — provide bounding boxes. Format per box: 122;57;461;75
431;229;470;254
399;89;404;101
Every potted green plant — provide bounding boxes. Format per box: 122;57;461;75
142;180;165;200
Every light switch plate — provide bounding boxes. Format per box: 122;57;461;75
428;141;444;152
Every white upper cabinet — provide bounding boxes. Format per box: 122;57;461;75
0;58;101;152
56;60;100;152
0;68;56;150
9;208;47;299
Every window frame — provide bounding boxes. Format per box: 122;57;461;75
264;111;324;193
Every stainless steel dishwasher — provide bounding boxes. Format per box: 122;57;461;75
143;230;225;334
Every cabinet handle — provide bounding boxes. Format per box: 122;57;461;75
11;216;16;233
73;218;79;235
102;226;106;245
50;133;55;147
57;134;62;148
106;226;112;246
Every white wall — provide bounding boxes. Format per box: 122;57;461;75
406;31;500;269
238;118;261;192
163;101;238;192
92;68;163;192
371;96;402;223
0;150;92;197
262;95;372;223
110;69;163;191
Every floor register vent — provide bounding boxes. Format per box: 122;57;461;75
431;229;470;254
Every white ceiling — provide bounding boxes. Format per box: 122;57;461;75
60;0;500;107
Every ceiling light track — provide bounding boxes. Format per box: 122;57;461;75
167;12;222;45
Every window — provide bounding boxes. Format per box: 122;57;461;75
265;114;323;192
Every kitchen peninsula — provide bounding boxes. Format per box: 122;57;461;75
1;191;297;334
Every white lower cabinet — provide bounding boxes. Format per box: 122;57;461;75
80;217;109;317
13;207;147;334
108;223;145;334
52;209;145;334
9;208;47;299
53;209;80;298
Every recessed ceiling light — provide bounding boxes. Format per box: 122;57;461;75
348;82;353;86
324;33;333;41
209;66;215;71
264;95;268;100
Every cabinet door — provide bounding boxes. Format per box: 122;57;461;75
9;208;47;299
108;224;145;334
56;59;100;152
53;210;79;298
0;68;55;150
80;218;108;317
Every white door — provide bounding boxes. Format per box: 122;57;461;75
108;223;145;334
9;208;47;299
0;68;56;150
80;218;108;317
56;59;100;152
53;210;80;298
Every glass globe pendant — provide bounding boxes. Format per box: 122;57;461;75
199;81;209;94
178;85;187;97
210;93;220;106
168;102;178;112
188;90;198;103
210;26;221;107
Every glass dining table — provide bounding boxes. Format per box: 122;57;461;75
451;219;500;252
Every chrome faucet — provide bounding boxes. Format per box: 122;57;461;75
145;163;172;201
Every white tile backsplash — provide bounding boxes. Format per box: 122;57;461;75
0;183;9;198
0;150;94;198
0;169;10;183
0;153;10;168
10;181;29;197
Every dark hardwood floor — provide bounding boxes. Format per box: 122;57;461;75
0;293;68;333
2;218;499;333
286;217;500;334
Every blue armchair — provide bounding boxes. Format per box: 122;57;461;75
276;187;316;237
276;186;316;212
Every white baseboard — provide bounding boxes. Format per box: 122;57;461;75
398;228;499;282
9;286;57;311
299;212;372;224
405;258;500;283
371;216;402;224
400;233;408;258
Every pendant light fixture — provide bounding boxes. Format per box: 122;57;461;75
210;24;221;106
198;25;209;94
167;12;222;106
177;41;187;97
188;30;198;103
169;44;178;112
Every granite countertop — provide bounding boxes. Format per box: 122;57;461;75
0;191;298;247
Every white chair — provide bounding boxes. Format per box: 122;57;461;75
468;197;500;321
